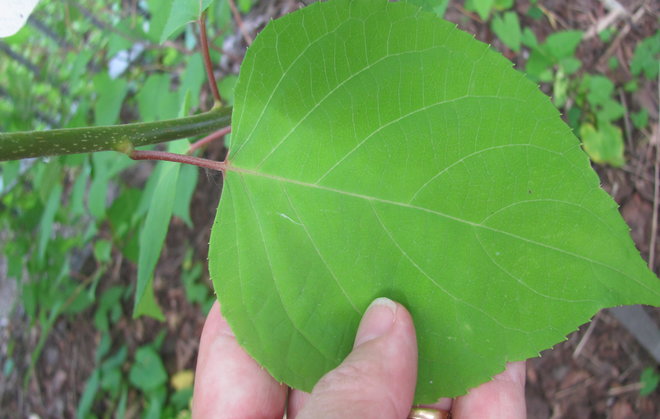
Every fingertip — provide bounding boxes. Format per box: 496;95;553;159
297;298;418;419
192;301;287;418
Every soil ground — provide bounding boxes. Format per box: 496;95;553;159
1;0;658;417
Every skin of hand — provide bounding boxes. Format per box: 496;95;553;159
192;298;527;419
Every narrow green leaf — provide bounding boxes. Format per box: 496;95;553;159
180;53;206;110
134;93;194;319
88;153;134;219
37;183;63;262
146;0;171;43
0;160;21;193
76;369;100;418
209;0;660;402
173;163;198;228
133;141;188;320
136;74;180;122
93;73;128;126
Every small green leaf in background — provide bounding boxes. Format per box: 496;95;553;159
159;0;214;43
467;0;495;20
596;99;625;123
491;12;521;52
100;346;128;398
598;27;615;43
129;346;168;392
559;57;582;75
210;0;659;402
630;31;660;79
608;56;619;70
521;27;538;48
544;30;584;60
579;122;625;167
631;109;648;130
586;75;614;106
94;240;112;263
640;367;660;396
94;286;125;332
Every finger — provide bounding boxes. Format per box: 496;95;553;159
287;388;310;418
192;301;288;419
296;298;418;419
451;361;526;419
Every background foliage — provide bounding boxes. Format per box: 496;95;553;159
0;0;658;417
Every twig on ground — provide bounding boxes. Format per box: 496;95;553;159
649;136;659;270
595;4;647;70
618;89;634;151
452;3;482;23
537;5;568;30
608;382;644;396
229;0;253;45
573;313;600;359
583;0;628;40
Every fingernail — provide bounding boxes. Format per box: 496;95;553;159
354;297;397;347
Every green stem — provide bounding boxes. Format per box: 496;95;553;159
0;106;232;161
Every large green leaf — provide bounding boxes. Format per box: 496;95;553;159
209;0;660;401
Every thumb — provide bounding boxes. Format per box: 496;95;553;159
297;298;418;419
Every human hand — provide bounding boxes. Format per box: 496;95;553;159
192;298;526;418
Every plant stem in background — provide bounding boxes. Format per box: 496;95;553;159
188;126;231;153
199;12;222;105
130;150;227;172
0;106;232;161
229;0;253;45
650;142;659;269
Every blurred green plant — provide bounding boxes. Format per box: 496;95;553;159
0;0;241;416
640;367;660;397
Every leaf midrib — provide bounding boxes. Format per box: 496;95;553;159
226;166;657;297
